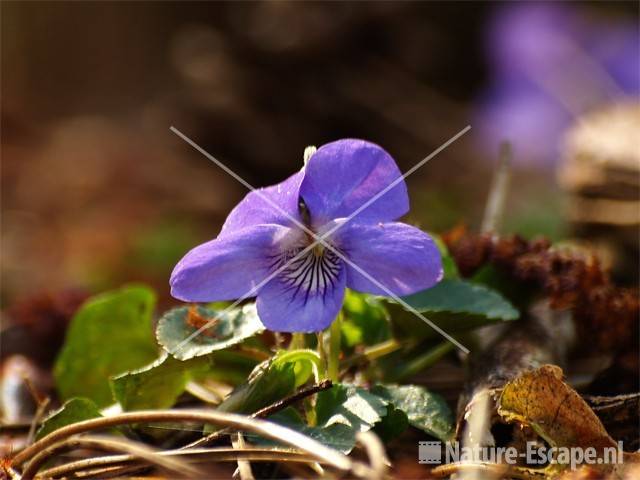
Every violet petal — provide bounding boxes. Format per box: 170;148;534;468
219;171;304;237
300;139;409;228
170;224;291;302
335;222;443;296
256;256;346;332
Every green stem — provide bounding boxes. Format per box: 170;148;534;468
316;333;327;378
327;312;342;382
342;338;404;367
289;333;306;350
390;341;454;382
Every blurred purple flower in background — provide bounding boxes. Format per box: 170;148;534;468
170;140;442;332
474;2;639;166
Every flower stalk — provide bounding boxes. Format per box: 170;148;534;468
289;333;306;350
316;332;327;378
327;312;342;382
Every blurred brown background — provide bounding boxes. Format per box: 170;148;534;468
2;1;638;305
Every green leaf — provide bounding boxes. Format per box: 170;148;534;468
471;264;533;311
54;285;159;407
197;351;260;386
372;384;454;441
432;234;459;280
263;408;357;453
316;384;389;433
373;404;409;442
217;350;320;415
156;304;264;361
257;383;389;454
341;290;391;348
36;398;102;440
402;279;519;320
111;353;213;411
390;279;519;339
271;350;322;388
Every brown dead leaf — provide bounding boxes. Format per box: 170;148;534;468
498;365;616;452
497;365;640;477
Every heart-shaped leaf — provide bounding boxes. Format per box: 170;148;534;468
260;384;390;454
373;403;410;442
262;408;357;453
36;398;102;440
316;384;389;434
391;279;519;339
156;304;264;361
217;350;320;415
372;384;454;441
111;352;213;411
53;285;158;407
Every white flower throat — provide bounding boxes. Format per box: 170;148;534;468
266;196;343;303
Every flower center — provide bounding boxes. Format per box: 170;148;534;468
271;243;342;303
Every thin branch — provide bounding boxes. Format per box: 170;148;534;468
10;409;352;474
431;462;546;479
2;466;22;480
232;432;255;480
23;376;50;446
185;380;225;405
39;458;140;479
21;434;201;480
342;338;404;368
26;397;50;446
355;431;389;480
50;381;335;479
481;141;512;235
253;379;332;418
183;379;332;449
71;464;146;479
38;447;323;479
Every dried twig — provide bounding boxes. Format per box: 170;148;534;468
25;398;50;447
481;142;512;235
11;409;353;474
253;379;332;418
432;462;545;479
184;379;332;449
21;434;201;480
232;432;255;480
22;376;50;446
2;466;22;480
356;431;389;480
37;447;321;479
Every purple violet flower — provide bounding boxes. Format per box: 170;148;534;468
170;139;443;333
